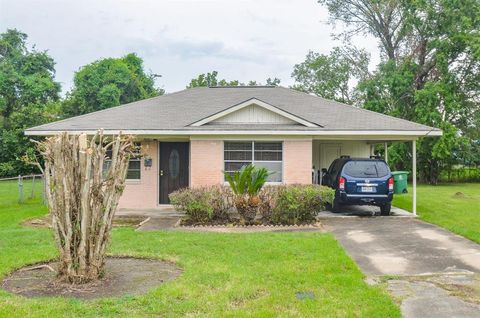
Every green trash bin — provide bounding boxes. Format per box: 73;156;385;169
391;171;409;194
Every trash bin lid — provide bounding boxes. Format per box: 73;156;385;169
391;171;410;175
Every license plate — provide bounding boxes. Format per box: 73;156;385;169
361;186;375;192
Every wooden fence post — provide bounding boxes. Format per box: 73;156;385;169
18;175;24;204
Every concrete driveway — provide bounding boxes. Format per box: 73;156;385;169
323;217;480;275
322;217;480;317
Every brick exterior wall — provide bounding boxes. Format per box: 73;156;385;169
117;138;313;209
118;140;158;209
190;140;223;187
283;139;312;184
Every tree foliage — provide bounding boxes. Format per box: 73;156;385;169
315;0;480;183
62;53;163;117
187;71;280;88
0;29;61;176
292;47;369;104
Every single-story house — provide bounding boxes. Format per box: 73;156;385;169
26;86;441;214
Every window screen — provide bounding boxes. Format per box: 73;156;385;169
224;141;282;182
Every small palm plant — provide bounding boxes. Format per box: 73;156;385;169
224;164;270;224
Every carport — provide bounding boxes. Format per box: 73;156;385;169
374;139;418;215
312;135;439;216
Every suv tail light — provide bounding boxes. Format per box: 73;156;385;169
388;177;394;191
339;176;346;190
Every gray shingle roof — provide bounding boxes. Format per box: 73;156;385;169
26;86;440;134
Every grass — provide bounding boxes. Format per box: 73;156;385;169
0;179;400;317
393;183;480;244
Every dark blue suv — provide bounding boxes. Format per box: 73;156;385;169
321;157;394;215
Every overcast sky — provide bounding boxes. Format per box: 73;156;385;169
1;0;379;94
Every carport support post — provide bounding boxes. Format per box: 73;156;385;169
384;142;388;163
412;139;417;216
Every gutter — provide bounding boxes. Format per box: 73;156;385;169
25;129;443;137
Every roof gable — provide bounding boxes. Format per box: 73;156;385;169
189;98;320;128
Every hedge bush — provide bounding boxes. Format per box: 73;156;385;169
272;185;334;224
170;184;334;225
169;185;233;223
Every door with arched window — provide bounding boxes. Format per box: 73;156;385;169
159;142;189;204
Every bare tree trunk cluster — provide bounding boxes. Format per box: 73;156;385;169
35;131;134;283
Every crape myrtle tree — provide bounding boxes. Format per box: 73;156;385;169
35;131;134;283
295;0;480;183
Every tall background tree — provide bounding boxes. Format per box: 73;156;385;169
0;29;61;176
187;71;280;88
294;0;480;183
62;53;163;117
292;47;369;104
0;29;164;177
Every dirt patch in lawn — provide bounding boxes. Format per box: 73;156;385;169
1;257;182;300
453;191;466;198
23;215;146;229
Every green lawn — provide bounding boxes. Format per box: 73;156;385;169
0;180;400;317
393;183;480;243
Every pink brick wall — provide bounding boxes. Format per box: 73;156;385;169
283;139;312;184
190;140;223;187
118;141;158;209
117;138;313;209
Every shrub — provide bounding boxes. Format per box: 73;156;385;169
258;185;283;221
224;164;270;224
170;184;335;226
209;185;234;221
0;162;14;177
169;187;212;222
169;185;233;222
272;185;335;225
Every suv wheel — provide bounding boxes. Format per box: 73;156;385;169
380;203;391;216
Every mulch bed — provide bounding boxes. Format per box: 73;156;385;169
177;220;324;232
1;257;182;300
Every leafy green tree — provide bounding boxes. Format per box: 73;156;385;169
187;71;232;88
0;29;61;176
187;71;280;88
317;0;480;183
292;47;369;104
62;53;162;117
266;77;281;86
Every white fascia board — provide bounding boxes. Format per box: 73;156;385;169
25;129;443;137
189;98;320;128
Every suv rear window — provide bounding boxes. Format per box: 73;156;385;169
343;161;390;178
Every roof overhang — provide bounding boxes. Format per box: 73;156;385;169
188;98;321;128
25;129;443;137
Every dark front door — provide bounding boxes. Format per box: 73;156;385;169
159;142;189;204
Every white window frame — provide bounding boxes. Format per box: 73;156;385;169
126;156;142;181
104;142;142;181
223;140;284;184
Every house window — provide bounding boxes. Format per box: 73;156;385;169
104;142;141;180
224;141;282;182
